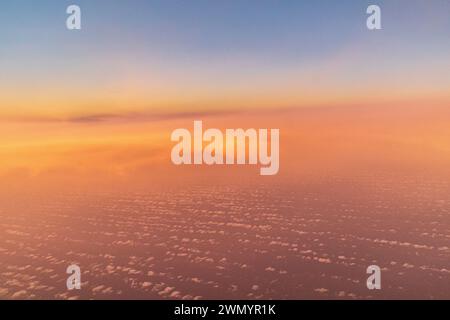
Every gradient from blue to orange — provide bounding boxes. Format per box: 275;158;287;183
1;0;449;120
0;0;449;192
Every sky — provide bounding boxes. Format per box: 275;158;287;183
0;0;449;189
1;1;450;302
1;0;449;120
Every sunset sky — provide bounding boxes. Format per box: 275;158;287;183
0;1;449;301
1;0;449;120
0;0;449;189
